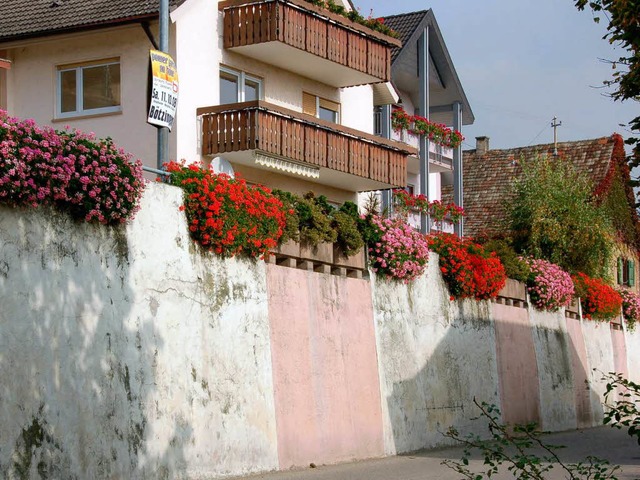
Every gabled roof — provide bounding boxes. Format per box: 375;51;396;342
0;0;179;43
382;11;426;63
382;10;474;126
444;135;627;239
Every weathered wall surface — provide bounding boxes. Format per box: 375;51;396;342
528;309;577;432
372;258;500;455
266;266;384;468
0;182;637;478
0;184;279;479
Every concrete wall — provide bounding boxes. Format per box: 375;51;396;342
371;258;500;454
0;181;637;478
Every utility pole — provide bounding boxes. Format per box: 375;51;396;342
551;116;562;156
157;0;169;170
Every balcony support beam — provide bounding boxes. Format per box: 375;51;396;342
418;27;430;234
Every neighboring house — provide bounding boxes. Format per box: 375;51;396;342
444;134;640;292
0;0;470;209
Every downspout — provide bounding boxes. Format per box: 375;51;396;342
418;27;430;234
157;0;170;170
453;101;463;236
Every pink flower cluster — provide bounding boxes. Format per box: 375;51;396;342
368;215;429;282
525;258;574;311
0;111;145;224
618;289;640;331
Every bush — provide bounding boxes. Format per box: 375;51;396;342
166;161;286;258
526;258;575;311
366;215;430;282
0;111;145;224
429;233;506;300
508;156;615;279
572;272;622;320
482;238;530;282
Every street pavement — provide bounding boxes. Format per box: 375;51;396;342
230;427;640;480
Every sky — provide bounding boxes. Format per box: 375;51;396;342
355;0;638;151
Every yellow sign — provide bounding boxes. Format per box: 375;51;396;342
148;50;178;131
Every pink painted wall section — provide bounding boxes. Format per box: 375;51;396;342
492;304;541;426
612;326;629;378
565;317;593;428
266;265;384;469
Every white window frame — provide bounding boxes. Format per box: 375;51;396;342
219;65;263;104
56;59;121;118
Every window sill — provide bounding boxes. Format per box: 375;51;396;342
52;109;123;123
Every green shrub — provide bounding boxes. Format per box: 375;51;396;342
482;238;530;282
508;156;615;279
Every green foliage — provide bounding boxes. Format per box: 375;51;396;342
507;156;615;279
481;238;531;282
296;194;337;246
443;399;619;480
574;0;640;197
601;371;640;445
601;167;638;246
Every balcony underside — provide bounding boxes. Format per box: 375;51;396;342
221;0;399;87
407;153;453;174
198;101;415;192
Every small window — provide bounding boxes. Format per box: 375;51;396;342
618;257;636;287
302;92;340;123
57;59;120;117
219;66;262;104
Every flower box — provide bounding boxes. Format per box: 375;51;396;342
333;245;365;270
299;241;333;264
273;239;300;258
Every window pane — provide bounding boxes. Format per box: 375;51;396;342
60;70;77;113
83;64;120;110
220;71;238;104
319;106;338;123
244;78;260;102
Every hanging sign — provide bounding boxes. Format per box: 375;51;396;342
147;50;178;130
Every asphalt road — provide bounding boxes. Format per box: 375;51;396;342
230;427;640;480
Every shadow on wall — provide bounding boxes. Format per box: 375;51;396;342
375;270;606;456
0;205;188;479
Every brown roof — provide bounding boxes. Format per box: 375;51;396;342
443;136;619;239
0;0;179;42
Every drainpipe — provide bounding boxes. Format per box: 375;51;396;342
418;27;430;234
157;0;170;171
380;104;393;214
453;101;463;237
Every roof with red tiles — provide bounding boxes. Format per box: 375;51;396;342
0;0;179;42
443;135;622;239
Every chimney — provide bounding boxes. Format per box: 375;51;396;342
476;136;490;156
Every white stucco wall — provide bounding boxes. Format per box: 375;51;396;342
528;308;577;431
582;321;616;426
625;327;640;383
0;183;278;479
3;25;176;168
371;256;501;455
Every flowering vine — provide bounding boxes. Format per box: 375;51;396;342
366;214;430;282
166;161;287;258
428;233;506;300
525;258;574;311
391;108;464;149
618;288;640;331
0;110;144;224
572;272;622;320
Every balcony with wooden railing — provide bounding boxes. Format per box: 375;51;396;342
218;0;401;88
197;101;415;191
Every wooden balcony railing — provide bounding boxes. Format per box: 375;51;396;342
197;101;415;188
218;0;401;86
